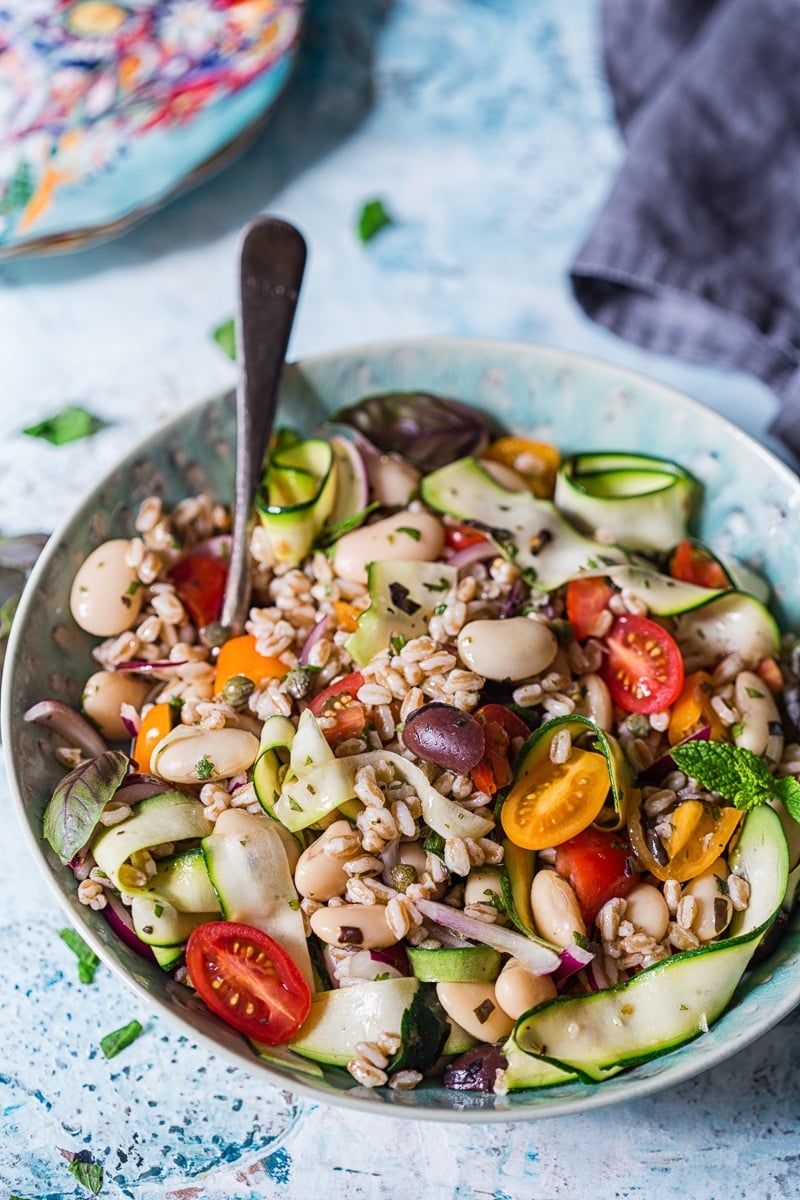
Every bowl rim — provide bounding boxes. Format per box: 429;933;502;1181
4;334;800;1122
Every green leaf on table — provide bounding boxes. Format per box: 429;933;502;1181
67;1156;103;1195
23;405;107;446
357;198;393;243
100;1019;143;1059
43;749;130;860
213;316;237;360
670;740;776;811
59;928;100;985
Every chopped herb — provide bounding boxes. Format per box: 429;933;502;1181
395;526;422;541
730;721;745;739
374;971;391;981
67;1156;103;1196
125;579;144;597
521;567;538;587
59;927;100;984
195;755;215;781
23;405;107;446
213;316;236;360
169;696;185;715
745;686;765;699
433;603;447;615
573;931;590;950
389;634;407;654
357;198;393;243
473;999;496;1024
153;903;163;918
288;796;303;812
315;502;380;548
422;577;450;592
389;581;421;615
100;1019;144;1060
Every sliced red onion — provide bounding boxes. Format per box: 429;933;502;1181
329;434;369;520
120;702;141;738
191;534;232;560
69;849;93;881
24;699;108;758
103;891;156;961
370;944;411;976
445;540;499;571
553;942;595;984
639;725;711;785
113;659;188;673
414;897;561;976
585;943;611;992
116;774;167;804
299;615;330;666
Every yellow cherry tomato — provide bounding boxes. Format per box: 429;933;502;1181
214;634;287;695
501;746;610;851
668;670;727;746
483;437;561;498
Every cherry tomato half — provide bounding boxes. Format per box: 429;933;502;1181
308;670;366;744
668;540;731;591
469;704;531;794
555;827;639;926
565;577;614;641
501;745;610;851
601;614;684;715
170;553;228;630
444;523;490;553
186;921;311;1044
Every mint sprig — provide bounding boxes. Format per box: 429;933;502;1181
670;740;800;821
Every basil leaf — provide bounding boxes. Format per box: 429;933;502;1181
67;1157;103;1195
357;198;392;243
213;316;236;360
43;750;129;860
100;1019;143;1059
23;405;106;446
59;928;100;984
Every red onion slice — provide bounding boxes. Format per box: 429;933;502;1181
414;897;561;975
103;891;156;961
299;615;330;666
24;699;108;758
113;659;188;673
329;434;370;520
120;702;141;738
116;774;167;805
553;942;595;984
445;540;499;571
190;534;232;560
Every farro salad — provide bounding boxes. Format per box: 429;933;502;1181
31;391;800;1094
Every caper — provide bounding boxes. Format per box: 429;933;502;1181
284;666;318;699
222;673;255;707
203;621;230;649
391;863;418;893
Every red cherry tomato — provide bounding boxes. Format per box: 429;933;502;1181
444;523;490;552
555;827;640;927
668;540;731;590
308;670;366;744
170;553;228;630
186;921;311;1044
469;704;531;794
565;576;614;641
601;614;684;715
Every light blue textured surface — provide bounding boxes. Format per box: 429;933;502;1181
1;1;799;1196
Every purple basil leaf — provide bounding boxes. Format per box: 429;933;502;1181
330;391;495;473
43;749;129;860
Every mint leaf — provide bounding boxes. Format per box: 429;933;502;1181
43;750;129;860
775;775;800;823
212;317;236;360
357;198;393;243
669;740;774;809
23;405;106;446
59;928;100;984
100;1019;143;1059
315;501;380;549
67;1156;103;1195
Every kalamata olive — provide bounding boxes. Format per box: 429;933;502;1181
401;702;485;772
443;1044;508;1092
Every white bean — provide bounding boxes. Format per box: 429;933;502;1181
70;539;144;636
294;820;361;901
529;869;586;948
81;671;151;741
478;459;529;492
573;673;614;732
494;958;557;1020
368;455;421;507
435;980;514;1042
683;862;733;942
150;725;259;784
733;670;784;764
457;616;558;682
463;866;504;910
309;902;398;949
624;883;670;941
332;511;445;584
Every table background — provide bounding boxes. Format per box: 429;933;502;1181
2;2;799;1197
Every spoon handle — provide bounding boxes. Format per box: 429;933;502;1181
220;216;307;637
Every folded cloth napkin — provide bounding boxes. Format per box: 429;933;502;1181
571;0;800;456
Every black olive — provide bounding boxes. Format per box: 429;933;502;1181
443;1044;508;1092
402;702;485;773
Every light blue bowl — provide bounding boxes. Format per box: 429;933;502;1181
5;337;800;1120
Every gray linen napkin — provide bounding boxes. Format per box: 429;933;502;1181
571;0;800;455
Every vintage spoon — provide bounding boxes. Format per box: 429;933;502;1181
217;216;307;639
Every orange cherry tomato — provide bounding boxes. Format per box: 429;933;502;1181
501;744;610;851
333;600;361;633
483;437;561;498
668;540;731;590
133;702;175;773
469;704;531;795
186;921;311;1044
214;634;287;694
668;670;727;746
601;614;684;715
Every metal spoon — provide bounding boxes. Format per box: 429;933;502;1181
217;216;307;640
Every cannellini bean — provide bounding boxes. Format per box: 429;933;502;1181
70;539;144;636
294;819;362;901
573;672;613;732
435;980;515;1042
530;869;586;948
733;670;784;764
623;883;670;941
683;861;733;942
150;725;259;784
81;671;151;741
494;957;557;1020
478;459;529;491
331;511;445;584
457;616;558;682
309;902;398;949
369;455;421;507
463;865;504;909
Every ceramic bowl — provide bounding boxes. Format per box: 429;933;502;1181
0;0;304;258
5;337;800;1121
